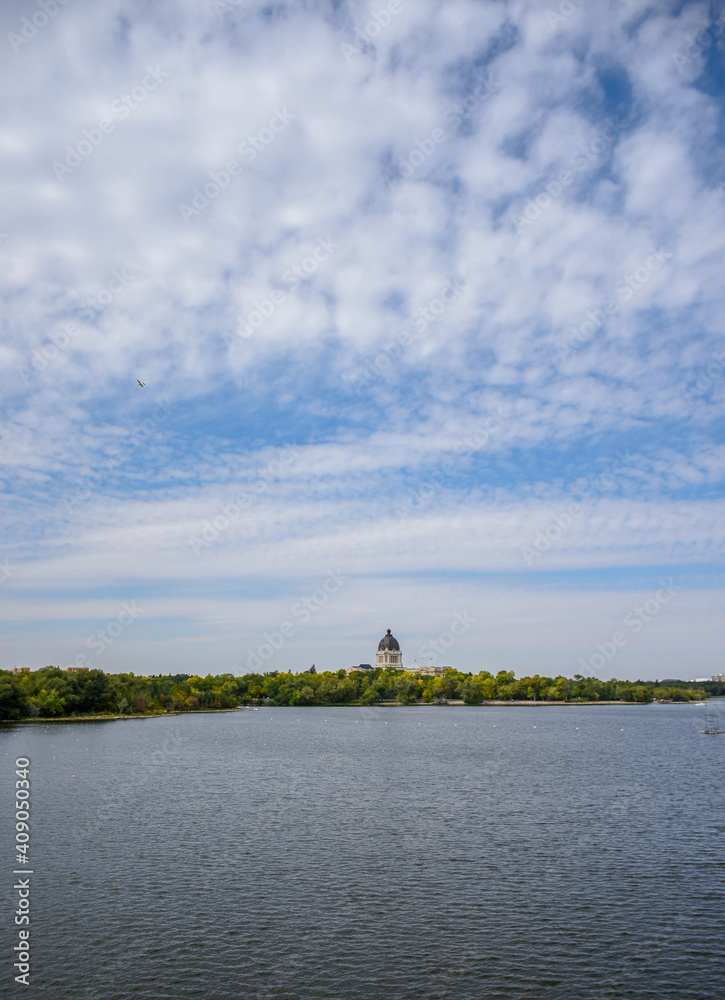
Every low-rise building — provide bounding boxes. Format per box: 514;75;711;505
12;667;30;674
346;663;374;675
413;665;450;677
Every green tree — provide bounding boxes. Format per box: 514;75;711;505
0;673;24;720
293;685;316;705
395;676;419;704
360;686;380;705
440;669;464;699
32;687;66;716
461;678;485;705
74;669;112;712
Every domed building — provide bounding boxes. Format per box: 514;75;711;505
376;628;403;669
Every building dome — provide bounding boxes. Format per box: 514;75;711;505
378;629;400;651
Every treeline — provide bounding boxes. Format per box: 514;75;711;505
0;665;712;720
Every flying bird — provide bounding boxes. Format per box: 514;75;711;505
137;380;146;387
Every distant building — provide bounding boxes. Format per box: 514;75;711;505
67;667;88;673
345;630;405;674
12;667;30;674
376;629;403;669
346;663;374;675
346;632;453;677
711;673;725;682
414;665;449;677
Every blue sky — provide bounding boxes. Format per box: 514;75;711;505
1;0;724;680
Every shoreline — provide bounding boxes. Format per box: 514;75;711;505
3;699;708;723
370;699;695;707
6;708;241;724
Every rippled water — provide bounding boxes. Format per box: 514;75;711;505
2;703;723;999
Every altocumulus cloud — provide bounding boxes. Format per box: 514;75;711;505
0;0;724;679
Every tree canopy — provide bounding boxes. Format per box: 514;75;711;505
0;665;712;720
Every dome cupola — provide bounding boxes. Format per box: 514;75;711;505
376;629;402;668
378;628;400;651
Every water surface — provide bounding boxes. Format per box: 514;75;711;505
2;703;723;999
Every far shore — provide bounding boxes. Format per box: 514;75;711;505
8;708;241;724
374;699;652;707
4;699;707;724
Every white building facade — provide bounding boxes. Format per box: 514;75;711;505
376;629;403;669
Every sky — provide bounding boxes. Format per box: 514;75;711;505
1;0;724;681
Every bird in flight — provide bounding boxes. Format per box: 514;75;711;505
137;380;146;387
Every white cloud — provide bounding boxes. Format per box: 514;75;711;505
1;0;724;677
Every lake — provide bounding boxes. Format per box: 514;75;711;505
2;702;723;999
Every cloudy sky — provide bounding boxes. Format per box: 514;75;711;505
1;0;724;680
